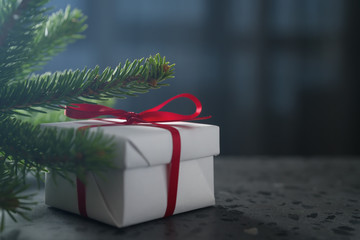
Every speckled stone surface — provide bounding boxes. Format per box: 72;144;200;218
1;157;360;240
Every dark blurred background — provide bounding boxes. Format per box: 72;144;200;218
44;0;360;156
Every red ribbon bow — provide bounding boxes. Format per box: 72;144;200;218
65;93;210;219
65;93;209;123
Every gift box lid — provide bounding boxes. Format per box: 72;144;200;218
42;119;219;169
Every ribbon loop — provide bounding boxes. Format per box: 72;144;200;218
139;93;204;122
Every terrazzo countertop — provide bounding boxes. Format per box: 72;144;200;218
1;157;360;240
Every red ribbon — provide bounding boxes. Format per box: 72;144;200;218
65;93;210;218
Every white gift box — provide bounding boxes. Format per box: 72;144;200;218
43;120;220;228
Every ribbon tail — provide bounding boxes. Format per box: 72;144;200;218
77;177;88;217
151;124;181;217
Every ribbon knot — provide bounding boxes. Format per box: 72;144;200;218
124;112;142;124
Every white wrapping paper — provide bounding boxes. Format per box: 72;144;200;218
43;120;219;227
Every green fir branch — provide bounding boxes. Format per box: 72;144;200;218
0;161;36;232
0;1;86;84
0;0;49;84
0;54;174;115
19;5;87;76
0;0;45;46
0;116;116;180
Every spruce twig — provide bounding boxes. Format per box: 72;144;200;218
0;0;32;46
0;0;49;84
0;54;174;115
0;160;36;232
